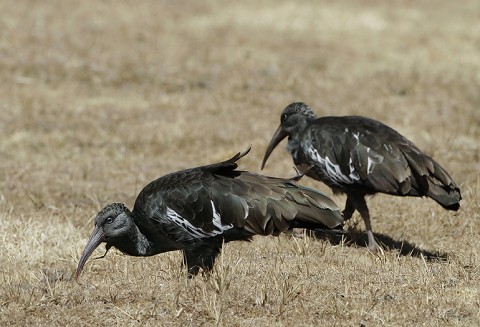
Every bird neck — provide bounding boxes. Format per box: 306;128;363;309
110;215;155;257
287;120;313;159
287;133;302;157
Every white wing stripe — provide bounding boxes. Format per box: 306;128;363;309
366;148;375;174
166;207;209;239
165;203;235;240
210;200;234;233
306;143;360;184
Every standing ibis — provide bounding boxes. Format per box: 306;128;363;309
261;102;461;250
76;147;343;279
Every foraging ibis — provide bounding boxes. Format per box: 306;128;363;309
76;147;343;278
261;102;461;250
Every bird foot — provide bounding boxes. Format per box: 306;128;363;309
367;231;382;252
291;228;306;238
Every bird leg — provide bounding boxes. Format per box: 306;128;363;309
347;195;380;251
342;197;355;221
183;242;222;278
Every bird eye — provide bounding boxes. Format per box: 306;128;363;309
106;217;113;224
281;113;288;122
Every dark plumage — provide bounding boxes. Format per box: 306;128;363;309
76;147;343;278
261;102;461;250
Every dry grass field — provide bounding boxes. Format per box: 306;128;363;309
1;0;479;325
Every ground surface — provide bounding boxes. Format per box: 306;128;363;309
0;0;479;326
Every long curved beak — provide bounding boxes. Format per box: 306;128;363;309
261;125;288;170
75;225;105;279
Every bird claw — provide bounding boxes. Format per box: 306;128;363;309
366;232;383;253
92;244;112;260
291;164;314;181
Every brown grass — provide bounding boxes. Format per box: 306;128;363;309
0;0;479;325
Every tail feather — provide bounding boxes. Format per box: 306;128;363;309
425;159;461;210
283;183;344;229
234;173;344;235
426;182;461;211
402;149;461;210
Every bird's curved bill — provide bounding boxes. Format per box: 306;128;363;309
261;125;288;170
75;226;105;279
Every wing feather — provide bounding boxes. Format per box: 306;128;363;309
133;148;343;244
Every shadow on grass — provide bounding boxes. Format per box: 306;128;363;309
314;229;448;261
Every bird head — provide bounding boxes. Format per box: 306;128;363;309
75;203;132;279
261;102;317;169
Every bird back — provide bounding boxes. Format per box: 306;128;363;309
132;147;343;244
298;116;461;209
